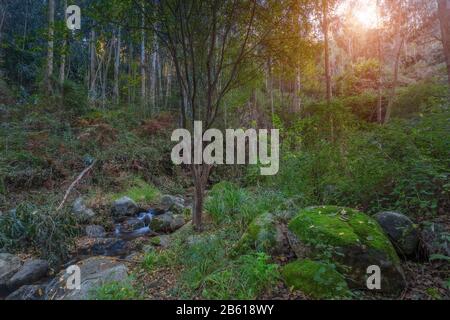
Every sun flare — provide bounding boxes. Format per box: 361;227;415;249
353;1;378;29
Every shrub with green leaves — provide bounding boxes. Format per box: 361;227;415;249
91;279;139;300
0;203;80;265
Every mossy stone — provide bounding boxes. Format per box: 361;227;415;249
281;260;351;299
288;206;405;294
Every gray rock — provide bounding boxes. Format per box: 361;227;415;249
122;218;145;232
160;195;185;214
6;285;46;300
45;257;129;300
420;222;450;259
72;197;96;223
7;259;49;291
150;212;185;233
85;225;106;238
150;235;171;248
79;238;131;257
374;211;420;257
0;253;22;291
111;197;139;218
170;215;186;231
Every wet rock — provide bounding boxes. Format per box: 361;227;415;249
122;218;145;232
45;257;128;300
160;195;185;214
85;225;106;238
374;211;420;257
78;238;131;257
72;197;95;223
111;197;139;219
0;253;22;292
6;285;46;300
7;259;49;291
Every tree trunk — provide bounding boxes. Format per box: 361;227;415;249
114;27;121;104
45;0;55;94
376;0;383;123
385;35;405;124
192;164;211;231
322;0;332;103
59;0;68;87
438;0;450;89
89;30;97;100
140;9;146;110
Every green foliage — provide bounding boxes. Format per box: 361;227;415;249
0;203;80;265
113;178;160;204
281;259;351;299
201;253;279;300
62;80;88;117
91;279;139;300
205;182;286;228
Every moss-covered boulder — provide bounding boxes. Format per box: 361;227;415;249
288;206;405;294
237;212;288;256
281;260;351;299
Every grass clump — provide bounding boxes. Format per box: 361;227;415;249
113;178;160;204
91;279;139;300
282;259;351;299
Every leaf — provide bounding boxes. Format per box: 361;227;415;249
429;254;450;262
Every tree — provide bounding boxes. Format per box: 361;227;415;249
438;0;450;88
141;0;266;230
322;0;332;104
59;0;68;87
45;0;55;94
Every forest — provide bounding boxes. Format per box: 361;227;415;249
0;0;449;301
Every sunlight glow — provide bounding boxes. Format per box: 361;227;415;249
353;2;378;29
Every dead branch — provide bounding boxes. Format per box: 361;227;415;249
56;160;97;211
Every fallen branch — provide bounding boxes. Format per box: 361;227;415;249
56;160;97;211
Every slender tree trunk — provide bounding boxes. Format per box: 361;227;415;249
385;35;405;124
323;0;332;103
89;30;97;101
59;0;68;87
192;164;211;231
376;0;383;123
102;40;113;109
45;0;55;94
438;0;450;89
140;9;146;110
114;27;121;104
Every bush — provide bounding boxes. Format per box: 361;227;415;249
0;203;80;265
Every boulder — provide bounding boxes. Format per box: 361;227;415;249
150;235;171;248
72;197;95;223
373;211;419;257
78;238;131;257
288;206;406;294
7;259;49;291
150;212;185;233
420;222;450;259
281;259;351;299
111;197;139;219
85;225;106;238
160;195;185;214
121;218;145;232
45;257;128;300
237;212;289;256
6;285;46;300
0;253;22;292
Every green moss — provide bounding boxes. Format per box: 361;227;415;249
288;206;399;263
150;236;161;246
281;260;351;299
